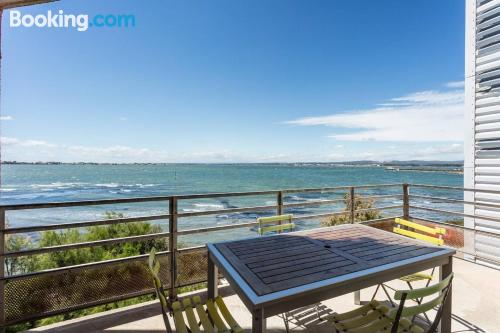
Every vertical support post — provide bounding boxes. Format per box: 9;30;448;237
207;253;218;299
464;0;477;263
168;197;178;300
439;257;453;333
277;191;284;216
403;183;410;219
277;191;284;233
0;208;5;330
349;187;355;224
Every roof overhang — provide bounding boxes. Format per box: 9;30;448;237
0;0;57;10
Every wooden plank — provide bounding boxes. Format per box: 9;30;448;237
368;247;439;266
238;244;320;262
230;238;309;255
251;251;340;273
242;246;323;265
246;248;330;269
361;245;424;261
227;235;305;251
352;243;422;259
265;262;368;292
256;256;349;279
346;240;408;255
261;259;356;284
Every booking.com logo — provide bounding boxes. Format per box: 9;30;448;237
9;10;135;32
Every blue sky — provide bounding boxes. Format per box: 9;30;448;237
1;0;465;163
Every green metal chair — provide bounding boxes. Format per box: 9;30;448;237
371;218;446;318
148;249;243;333
257;214;323;332
328;273;453;333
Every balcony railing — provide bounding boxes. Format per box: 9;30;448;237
0;183;499;328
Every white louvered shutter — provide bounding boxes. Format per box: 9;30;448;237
465;0;500;267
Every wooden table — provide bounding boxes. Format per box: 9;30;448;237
207;224;455;333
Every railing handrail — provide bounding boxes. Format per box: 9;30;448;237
0;183;403;211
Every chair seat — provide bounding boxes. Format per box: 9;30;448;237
171;295;243;333
399;273;433;283
326;300;424;333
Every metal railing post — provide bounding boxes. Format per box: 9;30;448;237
349;187;355;224
277;191;284;216
403;184;409;219
0;208;6;330
169;197;178;300
277;191;284;233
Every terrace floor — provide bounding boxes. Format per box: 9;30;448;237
28;258;500;333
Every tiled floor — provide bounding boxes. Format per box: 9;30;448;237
28;258;499;333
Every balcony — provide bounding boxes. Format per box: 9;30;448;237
1;183;499;332
25;257;500;332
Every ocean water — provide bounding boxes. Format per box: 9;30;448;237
0;164;464;246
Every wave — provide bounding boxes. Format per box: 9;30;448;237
193;203;225;209
0;188;17;192
95;183;120;188
30;182;86;189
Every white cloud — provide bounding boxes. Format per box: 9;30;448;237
0;135;463;162
1;137;258;163
445;81;465;88
287;86;464;142
119;117;128;121
0;116;13;121
1;136;56;148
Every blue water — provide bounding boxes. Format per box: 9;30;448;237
0;164;464;246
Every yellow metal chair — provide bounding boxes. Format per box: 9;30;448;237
328;273;453;333
148;249;243;333
371;218;446;323
257;214;295;235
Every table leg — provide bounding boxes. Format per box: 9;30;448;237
354;290;361;305
208;254;219;299
439;257;453;333
252;308;266;333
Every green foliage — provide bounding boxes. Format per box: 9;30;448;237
321;194;381;227
7;212;169;273
5;235;37;276
5;212;170;332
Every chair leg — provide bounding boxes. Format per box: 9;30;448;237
381;284;396;307
370;284;381;302
315;303;323;321
406;281;432;324
282;313;290;333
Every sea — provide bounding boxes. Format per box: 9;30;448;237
0;164;464;246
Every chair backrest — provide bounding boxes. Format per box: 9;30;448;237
389;273;454;333
148;249;173;333
257;214;295;235
393;218;445;246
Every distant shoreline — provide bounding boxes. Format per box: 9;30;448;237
0;161;464;166
0;160;464;174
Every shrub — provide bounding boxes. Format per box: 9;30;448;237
321;194;381;227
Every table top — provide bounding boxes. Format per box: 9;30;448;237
209;224;455;302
